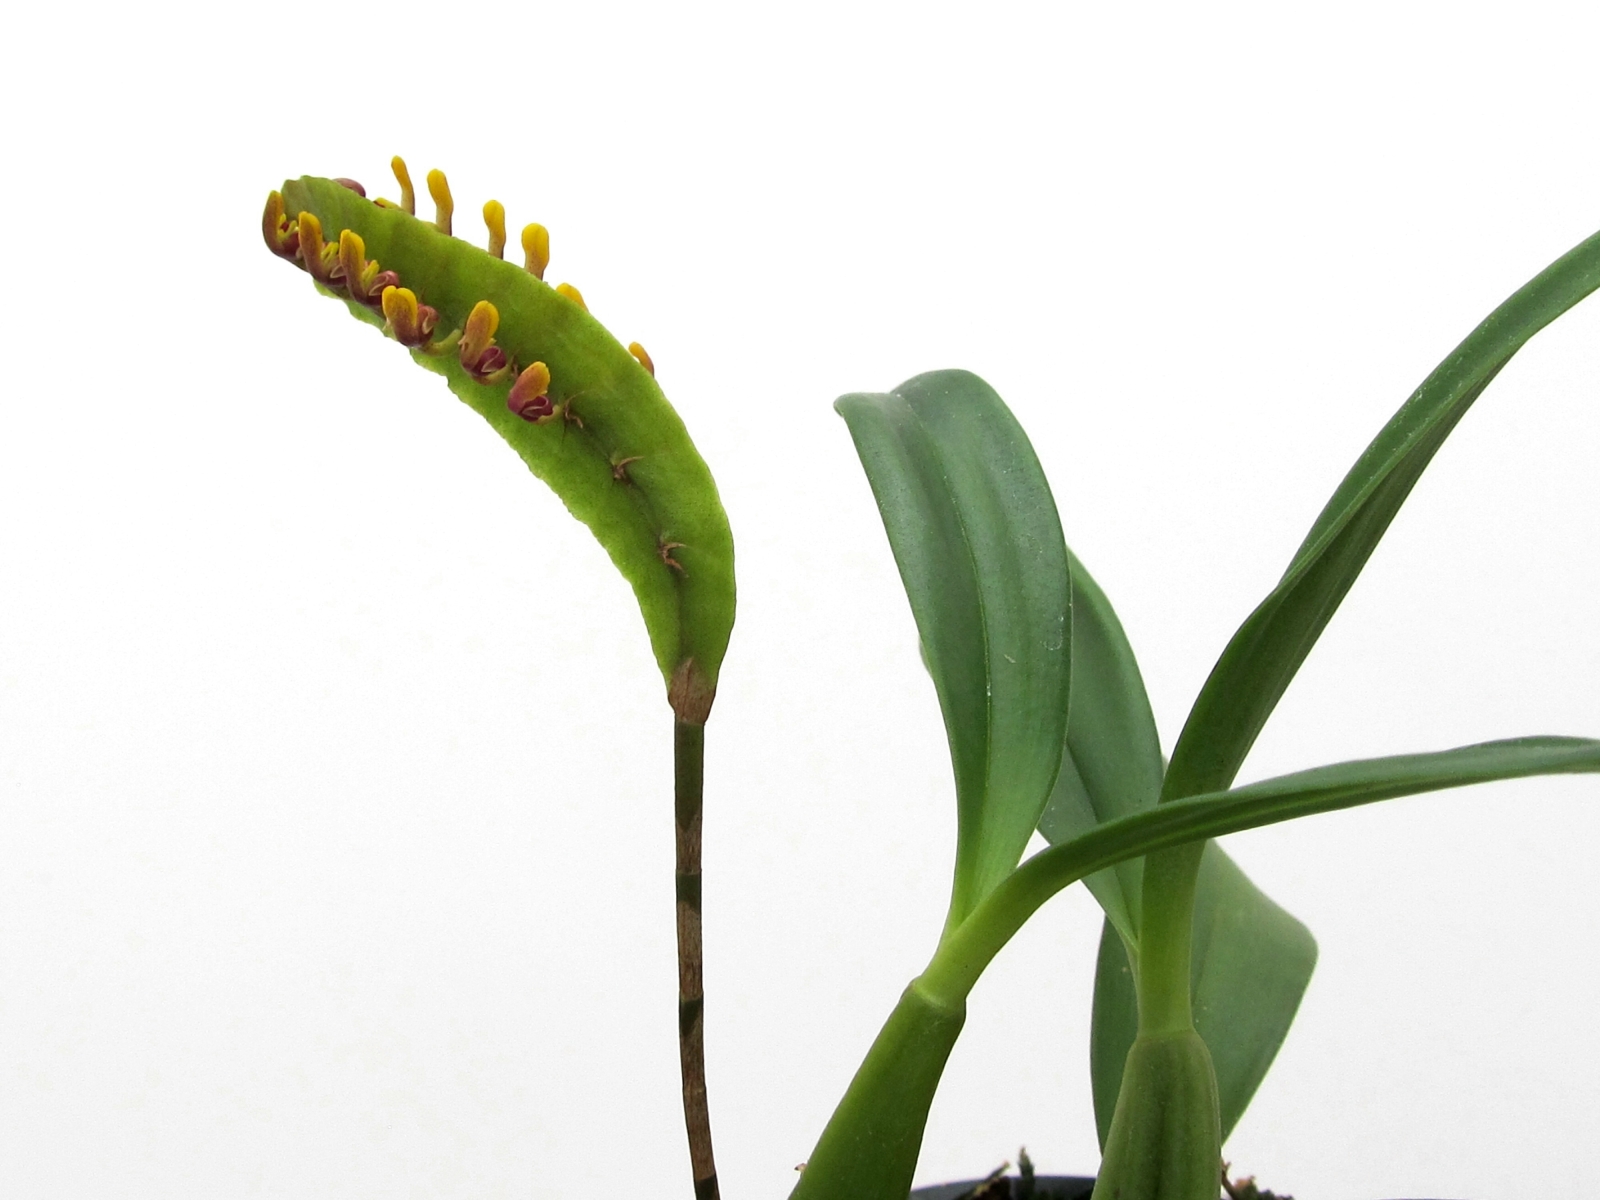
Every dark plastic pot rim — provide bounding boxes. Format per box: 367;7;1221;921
909;1177;1092;1200
910;1176;1463;1200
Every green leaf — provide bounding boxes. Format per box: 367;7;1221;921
813;736;1599;1200
837;370;1072;925
1035;555;1316;1148
1037;552;1161;943
1088;919;1140;1150
1189;847;1316;1142
1163;228;1600;801
1088;848;1316;1147
938;736;1600;994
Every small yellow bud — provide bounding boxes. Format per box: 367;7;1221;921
297;211;334;283
522;223;550;279
337;229;396;306
262;190;284;233
627;342;655;376
556;283;588;312
483;200;507;259
459;300;500;363
427;168;453;235
382;285;417;329
338;229;368;293
391;156;415;215
262;191;298;258
508;361;555;421
381;286;439;347
456;300;512;380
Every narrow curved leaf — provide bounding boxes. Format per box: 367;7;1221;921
925;738;1600;1003
1164;228;1600;801
981;737;1600;966
1036;555;1316;1147
837;370;1072;925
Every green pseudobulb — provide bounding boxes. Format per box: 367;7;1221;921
267;170;735;722
1092;1031;1222;1200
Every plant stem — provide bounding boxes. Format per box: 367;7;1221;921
1135;843;1204;1036
788;981;966;1200
675;719;719;1200
1134;746;1217;1038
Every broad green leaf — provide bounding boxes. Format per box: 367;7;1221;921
837;370;1072;925
1037;552;1161;942
1188;848;1316;1141
1163;228;1600;801
1089;848;1316;1147
1088;920;1140;1151
1036;555;1316;1147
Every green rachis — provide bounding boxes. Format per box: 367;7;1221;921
264;161;734;723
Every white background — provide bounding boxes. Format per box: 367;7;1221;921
3;2;1599;1197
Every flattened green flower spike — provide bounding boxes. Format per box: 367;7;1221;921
265;158;738;1199
262;160;735;723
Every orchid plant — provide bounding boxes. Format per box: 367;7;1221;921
264;158;1600;1200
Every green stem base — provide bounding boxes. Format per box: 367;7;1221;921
1091;1030;1221;1200
790;981;966;1200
